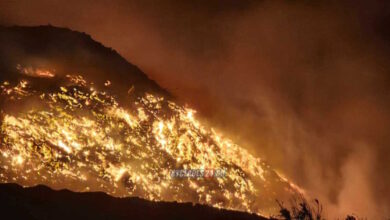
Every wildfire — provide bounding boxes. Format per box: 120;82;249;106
0;72;299;216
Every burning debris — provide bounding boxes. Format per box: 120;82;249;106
0;72;300;216
16;64;55;78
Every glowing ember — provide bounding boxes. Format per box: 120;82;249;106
0;73;299;216
16;64;55;78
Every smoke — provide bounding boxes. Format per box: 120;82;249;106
1;0;390;218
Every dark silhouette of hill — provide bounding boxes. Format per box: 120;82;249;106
0;183;267;220
0;25;169;97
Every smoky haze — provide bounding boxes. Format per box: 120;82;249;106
1;0;390;218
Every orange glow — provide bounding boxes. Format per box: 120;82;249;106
0;74;300;216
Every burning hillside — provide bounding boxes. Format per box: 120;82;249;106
0;26;300;217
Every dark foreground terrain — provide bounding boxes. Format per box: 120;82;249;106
0;183;267;220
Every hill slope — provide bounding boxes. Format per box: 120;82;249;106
0;25;298;218
0;25;168;97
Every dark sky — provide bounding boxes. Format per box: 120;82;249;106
1;0;390;218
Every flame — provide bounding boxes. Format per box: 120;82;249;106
16;64;55;78
0;74;300;216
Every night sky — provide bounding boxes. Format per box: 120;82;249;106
1;0;390;218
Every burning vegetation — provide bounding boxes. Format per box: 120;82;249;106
0;66;300;217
